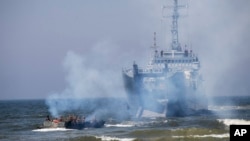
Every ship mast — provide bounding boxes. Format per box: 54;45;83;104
163;0;187;51
151;32;159;60
171;0;181;51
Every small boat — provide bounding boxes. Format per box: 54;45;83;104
64;120;105;129
41;120;105;130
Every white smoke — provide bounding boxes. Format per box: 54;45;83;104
46;40;127;117
45;0;250;118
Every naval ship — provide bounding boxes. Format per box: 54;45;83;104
122;0;208;117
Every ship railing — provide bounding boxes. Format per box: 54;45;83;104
138;68;164;74
153;58;199;64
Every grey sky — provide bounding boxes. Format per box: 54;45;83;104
1;0;250;100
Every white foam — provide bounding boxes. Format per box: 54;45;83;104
173;133;229;138
105;124;134;128
32;128;73;132
209;105;250;111
218;119;250;126
96;135;135;141
192;133;229;138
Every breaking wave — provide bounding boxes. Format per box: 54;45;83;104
105;124;134;128
209;105;250;111
32;128;73;132
96;136;135;141
173;133;229;138
218;119;250;126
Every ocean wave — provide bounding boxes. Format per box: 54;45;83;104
32;128;73;132
209;105;250;111
95;135;135;141
173;133;229;138
218;119;250;126
105;124;134;128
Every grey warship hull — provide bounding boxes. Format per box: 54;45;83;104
123;69;208;117
122;0;208;117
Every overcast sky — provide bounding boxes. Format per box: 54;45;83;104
1;0;250;100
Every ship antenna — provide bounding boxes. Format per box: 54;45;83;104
150;32;159;60
163;0;188;51
172;0;180;51
151;32;158;49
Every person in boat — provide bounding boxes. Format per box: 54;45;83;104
45;115;51;121
64;114;105;129
53;118;59;123
81;116;85;123
65;115;73;128
59;116;64;122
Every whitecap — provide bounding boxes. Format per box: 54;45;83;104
209;105;250;111
173;133;229;138
105;124;134;128
192;133;229;138
218;119;250;126
32;128;73;132
96;135;135;141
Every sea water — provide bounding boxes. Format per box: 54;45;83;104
0;96;250;141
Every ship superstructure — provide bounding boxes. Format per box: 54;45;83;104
122;0;207;117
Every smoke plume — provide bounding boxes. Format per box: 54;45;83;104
46;40;128;118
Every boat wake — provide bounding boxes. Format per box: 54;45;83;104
32;128;73;132
105;124;134;128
